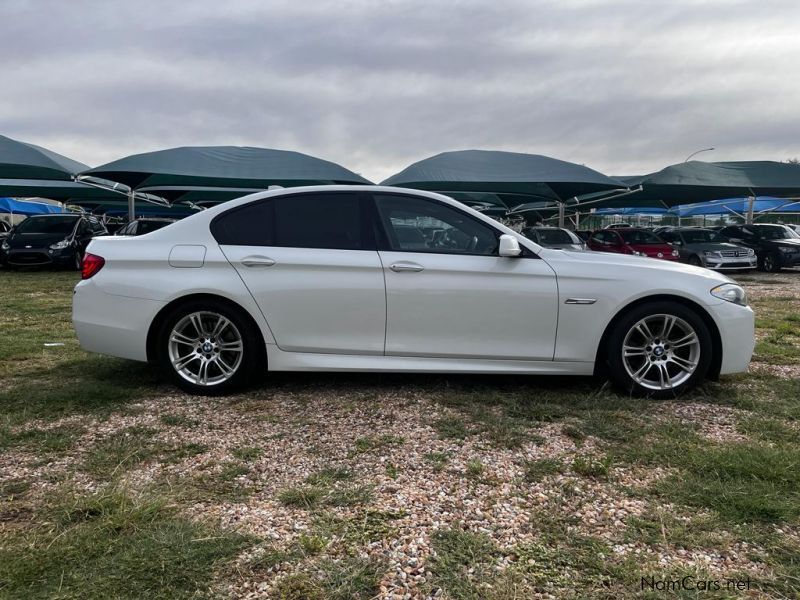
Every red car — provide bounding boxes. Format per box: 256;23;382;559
587;228;680;261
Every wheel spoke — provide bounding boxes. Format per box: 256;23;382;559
195;358;209;385
170;331;197;346
218;339;243;353
189;314;206;337
671;332;698;349
211;315;230;338
215;356;235;377
631;361;652;382
669;354;697;372
623;344;647;357
661;315;676;340
172;352;199;371
635;321;654;341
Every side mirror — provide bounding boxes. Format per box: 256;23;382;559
499;234;522;257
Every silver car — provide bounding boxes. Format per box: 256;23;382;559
659;227;757;271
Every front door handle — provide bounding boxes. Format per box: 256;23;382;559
390;261;424;272
241;256;276;268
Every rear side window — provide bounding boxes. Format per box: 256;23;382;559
211;193;363;250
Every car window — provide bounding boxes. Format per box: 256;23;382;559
681;229;722;244
211;193;363;250
753;225;791;240
619;230;664;244
15;216;79;235
374;194;498;255
592;231;616;245
535;229;574;245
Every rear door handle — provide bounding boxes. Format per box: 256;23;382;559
390;261;424;272
241;256;276;268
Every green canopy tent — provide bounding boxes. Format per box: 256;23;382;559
380;150;627;226
80;146;372;220
614;161;800;223
0;134;88;181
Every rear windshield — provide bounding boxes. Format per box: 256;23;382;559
681;229;724;244
618;230;664;244
535;229;575;245
15;216;78;235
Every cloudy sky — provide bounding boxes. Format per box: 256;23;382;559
2;0;798;182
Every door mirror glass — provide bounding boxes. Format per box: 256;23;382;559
498;234;522;257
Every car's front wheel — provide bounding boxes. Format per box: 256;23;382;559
156;299;261;395
760;252;781;273
606;301;712;398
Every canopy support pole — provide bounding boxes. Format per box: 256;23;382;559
128;189;136;222
557;202;566;228
745;192;755;225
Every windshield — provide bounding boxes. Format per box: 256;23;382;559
619;230;664;244
681;229;724;244
751;225;795;240
14;216;78;235
533;229;575;245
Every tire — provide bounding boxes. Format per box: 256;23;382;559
761;252;781;273
155;299;262;396
605;301;713;398
688;255;702;267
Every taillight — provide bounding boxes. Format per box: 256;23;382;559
81;253;105;280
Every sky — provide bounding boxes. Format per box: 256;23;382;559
2;0;799;182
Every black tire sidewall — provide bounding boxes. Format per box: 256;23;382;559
764;252;781;273
156;299;261;396
606;301;713;398
688;255;702;266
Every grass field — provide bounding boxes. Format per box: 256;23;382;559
0;269;799;599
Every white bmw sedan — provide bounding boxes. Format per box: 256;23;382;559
72;186;754;398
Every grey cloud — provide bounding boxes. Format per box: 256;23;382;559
1;0;798;183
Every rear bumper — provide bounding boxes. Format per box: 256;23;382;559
709;301;755;375
72;279;163;361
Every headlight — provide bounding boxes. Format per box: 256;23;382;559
710;283;747;306
49;239;71;250
747;248;755;256
671;249;679;257
1;241;8;251
632;250;645;256
703;250;720;256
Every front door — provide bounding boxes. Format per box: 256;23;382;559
373;193;559;360
215;192;386;355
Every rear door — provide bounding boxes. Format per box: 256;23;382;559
214;192;386;355
372;193;559;360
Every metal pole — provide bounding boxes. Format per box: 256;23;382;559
128;188;136;222
558;202;565;228
745;195;755;225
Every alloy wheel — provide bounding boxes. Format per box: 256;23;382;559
167;311;244;386
621;313;701;391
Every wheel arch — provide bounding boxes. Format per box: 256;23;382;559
593;294;722;380
146;293;267;363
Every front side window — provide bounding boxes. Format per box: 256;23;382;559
374;194;498;255
536;229;575;245
211;193;363;250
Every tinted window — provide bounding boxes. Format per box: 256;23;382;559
138;221;171;235
374;194;498;255
752;225;793;240
211;200;274;246
592;231;616;245
681;229;723;244
619;230;664;244
535;229;575;245
275;194;362;250
211;193;363;250
15;216;79;235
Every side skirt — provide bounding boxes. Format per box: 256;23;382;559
265;344;594;375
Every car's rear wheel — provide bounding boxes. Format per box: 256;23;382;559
156;299;261;395
761;252;781;273
606;301;712;398
688;255;702;267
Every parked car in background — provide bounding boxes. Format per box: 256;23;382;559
116;217;177;236
574;229;593;242
657;227;757;271
587;228;680;261
73;185;753;399
718;224;800;272
521;226;585;250
784;224;800;236
1;214;106;270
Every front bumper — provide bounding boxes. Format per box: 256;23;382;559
73;279;164;362
4;247;77;267
709;300;755;375
777;252;800;268
703;254;758;271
